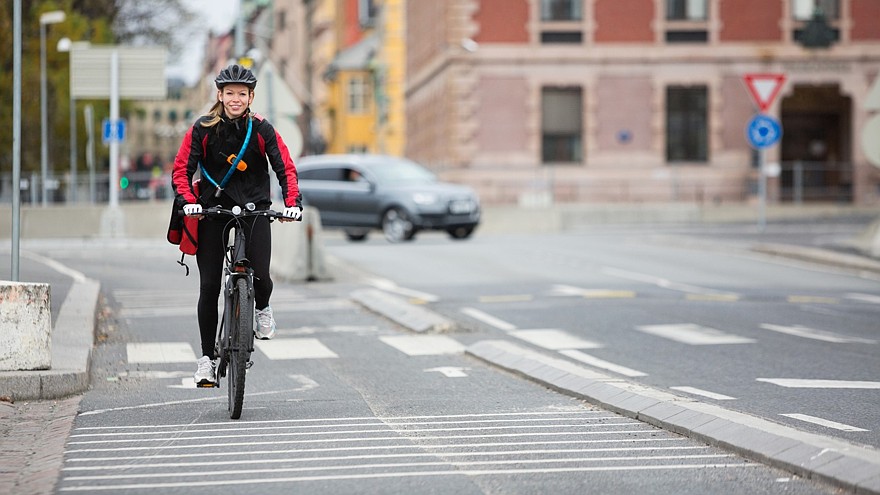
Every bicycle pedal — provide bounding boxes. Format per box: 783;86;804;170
196;381;219;388
246;361;254;370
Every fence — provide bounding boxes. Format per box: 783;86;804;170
0;161;859;206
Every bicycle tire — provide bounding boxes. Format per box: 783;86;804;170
228;277;252;419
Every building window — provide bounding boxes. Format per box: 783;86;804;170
347;75;371;114
667;0;707;20
665;0;708;42
358;0;378;28
792;0;839;20
666;86;708;162
541;0;582;21
542;87;583;163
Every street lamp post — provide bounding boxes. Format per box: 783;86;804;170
39;10;65;207
57;37;76;203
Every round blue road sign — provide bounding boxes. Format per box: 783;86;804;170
746;114;782;149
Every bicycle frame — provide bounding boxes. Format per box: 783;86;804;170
194;204;287;419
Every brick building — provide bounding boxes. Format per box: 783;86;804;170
405;0;880;205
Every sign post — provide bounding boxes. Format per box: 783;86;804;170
743;73;786;232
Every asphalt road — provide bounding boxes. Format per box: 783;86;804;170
322;223;880;450
13;235;843;494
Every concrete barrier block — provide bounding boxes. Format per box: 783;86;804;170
0;282;51;371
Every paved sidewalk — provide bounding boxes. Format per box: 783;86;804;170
0;397;81;495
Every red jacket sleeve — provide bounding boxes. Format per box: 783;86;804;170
171;125;204;204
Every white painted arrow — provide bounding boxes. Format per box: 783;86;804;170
425;367;470;378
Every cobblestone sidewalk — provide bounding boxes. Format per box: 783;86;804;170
0;397;81;495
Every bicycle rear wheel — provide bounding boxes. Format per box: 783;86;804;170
227;277;253;419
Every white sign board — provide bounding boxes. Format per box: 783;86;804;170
70;45;167;99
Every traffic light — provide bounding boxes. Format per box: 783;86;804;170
120;176;130;189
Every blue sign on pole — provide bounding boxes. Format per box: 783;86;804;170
101;118;126;144
746;114;782;149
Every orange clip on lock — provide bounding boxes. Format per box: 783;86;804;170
226;154;248;171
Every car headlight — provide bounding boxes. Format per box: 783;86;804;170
412;192;440;205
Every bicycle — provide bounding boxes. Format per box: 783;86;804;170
189;203;292;419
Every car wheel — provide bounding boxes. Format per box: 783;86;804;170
382;208;415;243
344;228;369;242
447;226;475;240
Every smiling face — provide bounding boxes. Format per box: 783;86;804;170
217;83;253;119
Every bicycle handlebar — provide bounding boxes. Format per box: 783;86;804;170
178;205;300;221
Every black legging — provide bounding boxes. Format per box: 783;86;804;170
196;215;273;358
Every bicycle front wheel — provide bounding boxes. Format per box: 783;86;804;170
228;277;253;419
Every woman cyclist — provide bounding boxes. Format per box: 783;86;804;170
172;63;302;386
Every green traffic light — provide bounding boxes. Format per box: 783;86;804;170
120;177;130;189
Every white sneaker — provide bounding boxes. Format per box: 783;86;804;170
255;306;276;340
193;355;216;386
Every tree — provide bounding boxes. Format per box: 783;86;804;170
1;0;194;192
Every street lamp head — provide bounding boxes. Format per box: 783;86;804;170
57;37;72;53
40;10;66;25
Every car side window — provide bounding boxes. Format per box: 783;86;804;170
299;167;346;181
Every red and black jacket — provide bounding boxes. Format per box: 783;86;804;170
171;112;301;209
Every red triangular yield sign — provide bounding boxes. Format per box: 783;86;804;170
743;73;786;112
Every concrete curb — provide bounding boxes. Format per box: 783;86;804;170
751;243;880;276
351;288;454;333
466;339;880;495
0;277;99;401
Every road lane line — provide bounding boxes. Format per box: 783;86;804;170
64;429;662;453
787;295;839;304
780;414;869;432
368;278;439;302
64;454;735;481
478;295;533;303
756;378;880;389
760;324;877;344
65;438;690;464
558;350;647;377
64;446;709;470
669;386;736;401
636;324;756;345
58;464;759;491
510;329;602;350
460;307;517;332
845;293;880;304
66;422;644;445
600;267;738;298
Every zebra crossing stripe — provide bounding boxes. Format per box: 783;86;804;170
126;343;197;364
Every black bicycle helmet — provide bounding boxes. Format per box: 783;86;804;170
215;64;257;89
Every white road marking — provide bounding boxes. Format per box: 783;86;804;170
64;454;734;481
63;445;710;470
760;324;877;344
756;378;880;389
379;335;466;356
255;338;339;360
600;267;738;298
478;294;533;303
558;350;647;377
669;386;736;401
780;414;869;432
510;329;602;350
58;464;758;491
126;343;196;364
551;284;636;299
460;307;517;332
845;293;880;304
636;324;756;345
424;367;470;378
369;278;439;302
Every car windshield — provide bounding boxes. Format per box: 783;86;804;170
369;159;437;184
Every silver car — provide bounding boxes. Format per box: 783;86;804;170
296;154;481;242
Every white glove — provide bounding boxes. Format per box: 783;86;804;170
183;203;202;216
282;206;303;221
